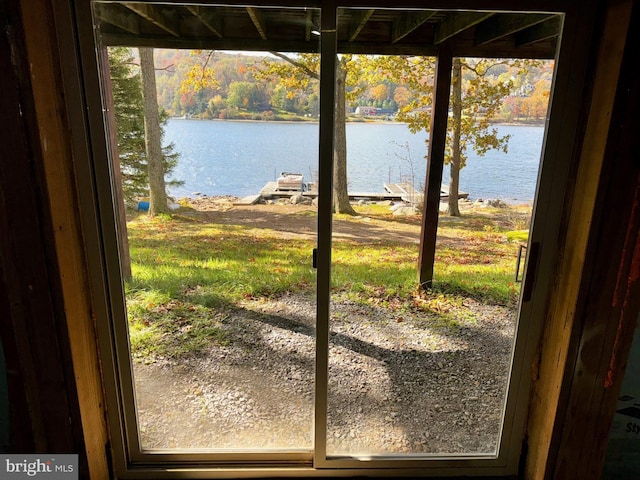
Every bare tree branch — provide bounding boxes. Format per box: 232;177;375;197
269;51;319;79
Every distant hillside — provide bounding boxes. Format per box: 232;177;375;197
150;49;553;123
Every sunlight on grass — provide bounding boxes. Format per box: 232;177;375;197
351;203;399;217
125;214;318;358
125;205;527;359
331;243;419;304
127;215;316;302
434;265;519;306
128;299;229;360
506;230;529;243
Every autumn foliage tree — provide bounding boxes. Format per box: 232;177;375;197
258;53;361;215
446;58;518;216
368;55;538;216
369;83;390;104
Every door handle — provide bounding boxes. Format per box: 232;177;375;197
521;241;540;303
515;244;527;283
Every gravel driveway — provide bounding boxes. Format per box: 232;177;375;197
134;292;516;455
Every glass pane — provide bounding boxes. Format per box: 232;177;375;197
93;2;320;450
327;7;555;456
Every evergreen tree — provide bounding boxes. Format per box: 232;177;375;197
107;47;182;207
108;47;147;204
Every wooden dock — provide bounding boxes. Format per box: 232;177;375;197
259;181;317;199
242;181;467;204
383;182;424;204
258;181;405;201
384;182;469;203
440;184;469;201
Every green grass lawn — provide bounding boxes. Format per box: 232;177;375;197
125;203;529;359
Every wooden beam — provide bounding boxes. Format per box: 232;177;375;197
418;48;452;288
474;13;555;46
434;11;494;44
16;0;110;477
93;3;140;35
123;3;180;37
551;1;638;477
516;16;562;47
246;7;268;40
92;4;558;59
348;9;374;42
0;3;49;453
186;5;223;38
392;10;437;43
524;1;634;477
101;33;321;54
98;31;556;59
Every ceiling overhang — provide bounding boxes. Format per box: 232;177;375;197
92;2;563;59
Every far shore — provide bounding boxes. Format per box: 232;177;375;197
170;115;546;128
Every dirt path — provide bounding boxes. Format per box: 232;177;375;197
186;196;425;244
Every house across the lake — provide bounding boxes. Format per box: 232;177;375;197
354;106;378;116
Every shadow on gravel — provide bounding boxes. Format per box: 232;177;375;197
210;298;514;455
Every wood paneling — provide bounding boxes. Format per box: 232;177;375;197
0;0;78;456
17;0;110;477
525;1;636;478
552;0;640;476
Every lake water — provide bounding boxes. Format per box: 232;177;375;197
164;119;544;204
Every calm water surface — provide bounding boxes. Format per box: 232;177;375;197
165;119;544;204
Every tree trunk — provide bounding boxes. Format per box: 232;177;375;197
139;47;169;215
333;63;356;215
448;58;462;217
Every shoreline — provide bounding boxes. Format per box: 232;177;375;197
178;193;533;209
170;116;547;128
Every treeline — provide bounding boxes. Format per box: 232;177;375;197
152;50;553;123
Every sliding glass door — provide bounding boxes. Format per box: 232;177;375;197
71;0;577;476
89;0;322;462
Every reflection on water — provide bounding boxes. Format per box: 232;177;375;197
164;119;543;204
